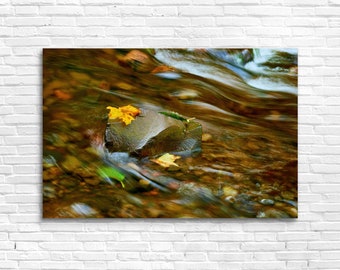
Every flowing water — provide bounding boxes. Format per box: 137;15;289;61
43;49;297;218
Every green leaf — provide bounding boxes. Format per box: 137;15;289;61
97;166;125;188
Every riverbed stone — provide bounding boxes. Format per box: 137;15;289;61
105;109;202;157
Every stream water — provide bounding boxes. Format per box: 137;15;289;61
43;49;297;218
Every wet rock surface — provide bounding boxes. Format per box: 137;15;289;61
105;109;202;157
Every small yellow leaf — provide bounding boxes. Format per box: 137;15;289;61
106;105;141;125
120;105;141;117
120;113;135;125
151;153;181;168
106;106;123;119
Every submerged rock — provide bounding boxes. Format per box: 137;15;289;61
105;109;202;157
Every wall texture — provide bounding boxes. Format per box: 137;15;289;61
1;0;340;269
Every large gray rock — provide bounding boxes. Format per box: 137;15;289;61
105;109;202;157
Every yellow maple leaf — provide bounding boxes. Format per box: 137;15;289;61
151;153;181;168
106;105;141;125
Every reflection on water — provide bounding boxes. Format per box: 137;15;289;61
43;48;297;218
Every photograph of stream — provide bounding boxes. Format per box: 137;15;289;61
43;48;297;218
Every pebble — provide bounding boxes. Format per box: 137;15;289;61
43;167;60;181
281;191;295;200
167;165;181;172
43;184;56;200
84;177;101;186
146;208;162;218
126;194;144;207
59;178;79;188
75;167;95;179
171;89;198;100
223;186;238;197
260;198;275;206
259;208;290;218
202;133;213;142
139;179;150;187
155;72;181;80
61;155;82;172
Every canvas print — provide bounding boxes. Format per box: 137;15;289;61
43;49;297;218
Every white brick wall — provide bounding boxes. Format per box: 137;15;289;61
0;0;339;269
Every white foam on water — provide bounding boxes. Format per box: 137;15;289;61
155;49;297;95
247;76;297;95
155;50;246;89
245;48;297;74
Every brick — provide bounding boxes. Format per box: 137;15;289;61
174;262;218;270
287;261;309;269
0;146;16;154
39;27;79;36
146;17;191;27
106;27;151;36
252;252;276;261
117;252;140;261
150;242;173;252
277;251;320;260
152;6;178;16
74;38;118;47
5;195;39;204
145;0;191;5
176;28;223;38
39;242;83;251
311;222;340;230
243;223;286;232
178;6;223;16
84;6;108;15
181;252;206;261
18;261;41;269
174;242;218;251
209;233;254;241
320;251;340;259
309;260;340;269
118;232;142;241
141;252;183;262
143;38;189;47
310;184;340;194
216;17;260;26
286;242;308;251
208;252;252;261
176;223;219;232
0;261;18;269
284;0;327;5
75;233;118;242
244;262;286;269
246;27;291;36
309;241;340;250
41;261;83;269
0;241;15;250
7;251;49;260
121;17;146;26
248;6;292;16
41;223;84;232
277;232;320;241
51;17;76;26
39;6;83;15
217;0;260;3
219;243;241;251
107;222;149;232
240;242;285;251
76;17;120;26
107;242;149;252
185;233;208;241
310;203;340;212
84;261;107;269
